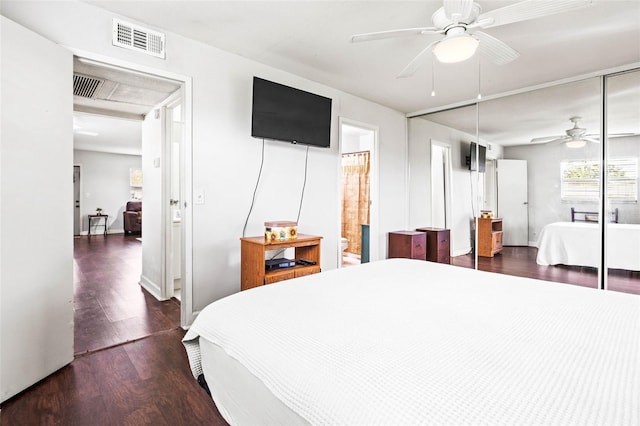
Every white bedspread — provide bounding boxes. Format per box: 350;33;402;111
184;259;639;425
536;221;640;270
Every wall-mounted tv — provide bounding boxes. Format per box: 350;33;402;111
251;77;332;148
466;142;486;172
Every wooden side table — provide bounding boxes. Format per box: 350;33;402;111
416;227;450;264
240;234;322;291
388;231;426;260
88;214;108;236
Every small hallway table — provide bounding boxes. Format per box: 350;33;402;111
88;214;108;236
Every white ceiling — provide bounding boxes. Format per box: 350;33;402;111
78;0;640;149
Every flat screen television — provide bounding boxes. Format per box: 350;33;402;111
467;142;486;172
251;77;332;148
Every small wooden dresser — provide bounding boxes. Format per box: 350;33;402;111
416;227;450;264
388;231;427;260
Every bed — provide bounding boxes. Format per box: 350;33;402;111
536;220;640;270
183;259;639;425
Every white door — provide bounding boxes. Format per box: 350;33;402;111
497;159;528;246
431;142;452;229
1;17;74;402
74;165;81;235
139;107;166;299
166;100;183;299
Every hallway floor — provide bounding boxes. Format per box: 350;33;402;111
73;234;181;355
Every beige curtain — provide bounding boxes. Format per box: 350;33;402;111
341;152;370;255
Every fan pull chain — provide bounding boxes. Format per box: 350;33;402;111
477;57;482;100
431;58;436;97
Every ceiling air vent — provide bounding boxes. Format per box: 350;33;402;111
112;18;165;59
73;73;104;98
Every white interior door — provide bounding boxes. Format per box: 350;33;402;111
1;16;74;402
497;159;529;246
166;99;183;299
74;165;81;235
431;142;452;229
139;107;166;299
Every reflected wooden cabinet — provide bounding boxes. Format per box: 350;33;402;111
477;218;503;257
416;227;450;264
388;231;426;260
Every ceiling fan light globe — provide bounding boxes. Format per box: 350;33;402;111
566;139;587;149
433;34;479;63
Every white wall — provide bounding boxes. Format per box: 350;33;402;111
1;2;408;317
74;150;142;234
1;16;74;402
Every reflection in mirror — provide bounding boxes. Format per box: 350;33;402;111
408;69;639;295
408;104;480;270
606;70;640;294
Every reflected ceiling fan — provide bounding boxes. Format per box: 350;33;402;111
530;116;638;148
350;0;593;78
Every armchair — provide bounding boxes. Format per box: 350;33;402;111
123;201;142;234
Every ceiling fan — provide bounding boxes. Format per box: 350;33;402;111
530;116;638;148
350;0;593;78
530;116;598;148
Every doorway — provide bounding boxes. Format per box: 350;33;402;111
431;141;452;229
339;120;377;268
72;54;191;335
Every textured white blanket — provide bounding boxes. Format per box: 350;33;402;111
184;259;639;425
536;221;640;270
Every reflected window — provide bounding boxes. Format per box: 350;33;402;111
561;158;638;203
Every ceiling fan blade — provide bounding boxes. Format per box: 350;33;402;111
474;31;519;65
397;40;440;79
479;0;593;29
549;137;571;145
583;132;640;141
350;27;440;43
583;137;600;144
609;132;640;138
530;135;562;144
444;0;475;23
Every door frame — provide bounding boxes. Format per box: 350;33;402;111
338;117;379;265
430;140;453;229
71;49;194;326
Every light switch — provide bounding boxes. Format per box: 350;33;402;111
194;189;205;205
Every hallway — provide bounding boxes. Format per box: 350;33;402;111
73;234;180;355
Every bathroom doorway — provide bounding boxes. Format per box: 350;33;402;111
339;121;375;267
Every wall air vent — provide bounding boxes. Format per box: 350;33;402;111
112;18;166;59
73;73;104;98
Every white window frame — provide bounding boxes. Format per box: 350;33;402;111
561;157;638;203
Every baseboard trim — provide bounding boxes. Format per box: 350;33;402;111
139;274;163;301
452;247;472;257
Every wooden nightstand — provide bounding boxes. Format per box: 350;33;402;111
416;227;450;264
388;231;426;260
240;234;322;291
477;218;503;257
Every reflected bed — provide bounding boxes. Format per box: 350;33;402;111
183;259;639;425
536;221;640;270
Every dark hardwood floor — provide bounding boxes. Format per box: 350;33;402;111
73;234;180;354
0;328;226;425
1;234;228;425
451;246;640;295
